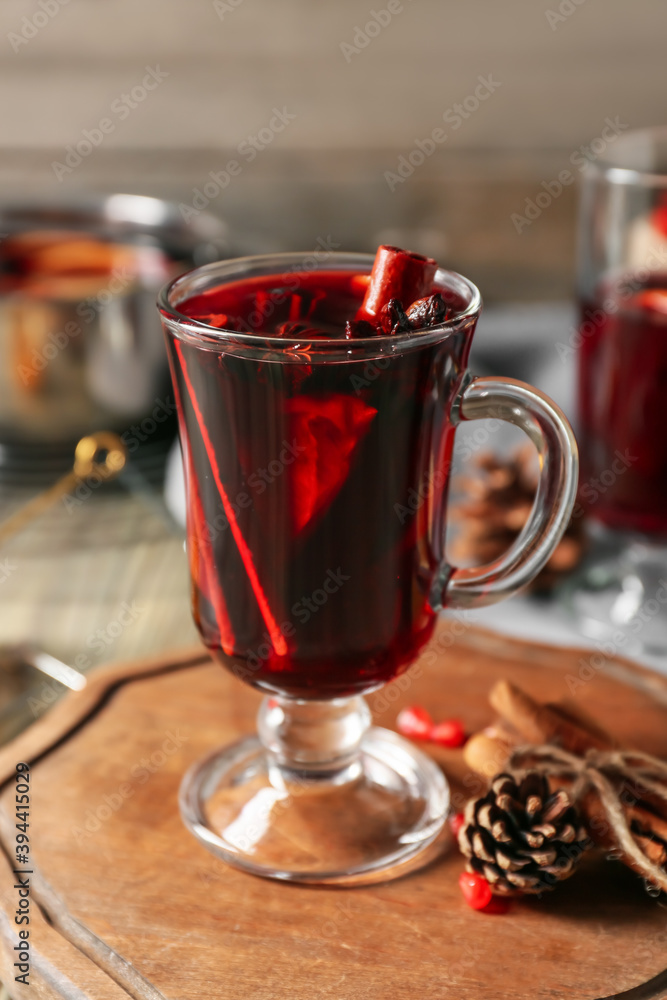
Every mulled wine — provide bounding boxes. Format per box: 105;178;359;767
167;264;473;698
578;274;667;536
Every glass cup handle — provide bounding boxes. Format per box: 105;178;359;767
438;375;579;611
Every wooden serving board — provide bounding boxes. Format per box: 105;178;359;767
1;624;667;1000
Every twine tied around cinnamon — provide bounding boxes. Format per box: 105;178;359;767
508;744;667;893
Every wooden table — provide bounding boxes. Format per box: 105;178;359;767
1;622;666;1000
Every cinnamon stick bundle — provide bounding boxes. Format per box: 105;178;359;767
468;679;667;888
489;680;614;754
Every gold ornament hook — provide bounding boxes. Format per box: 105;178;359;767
0;431;128;548
72;431;127;480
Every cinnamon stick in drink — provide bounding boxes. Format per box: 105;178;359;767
356;245;437;325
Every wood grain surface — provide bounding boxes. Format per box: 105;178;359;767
1;622;667;1000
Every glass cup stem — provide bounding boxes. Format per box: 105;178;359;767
257;695;371;781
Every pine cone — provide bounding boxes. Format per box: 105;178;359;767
458;772;590;895
450;447;586;592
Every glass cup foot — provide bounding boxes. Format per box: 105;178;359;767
561;527;667;655
179;698;450;885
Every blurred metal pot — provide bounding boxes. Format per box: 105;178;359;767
0;193;229;448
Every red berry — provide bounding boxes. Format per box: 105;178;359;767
450;812;465;838
396;705;433;739
459;872;493;910
430;718;467;748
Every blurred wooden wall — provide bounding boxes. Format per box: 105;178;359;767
0;0;663;151
0;0;663;301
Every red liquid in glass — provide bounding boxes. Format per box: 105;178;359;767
167;270;472;698
578;274;667;535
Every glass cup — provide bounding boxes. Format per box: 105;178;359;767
565;127;667;652
158;252;577;884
